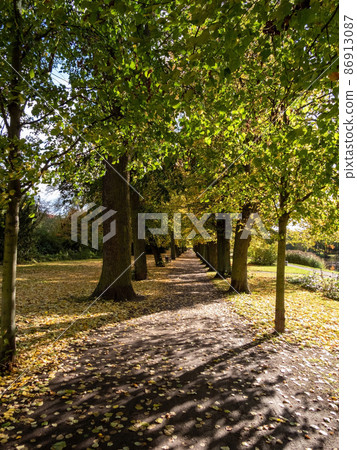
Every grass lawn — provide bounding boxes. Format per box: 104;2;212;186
0;257;169;394
247;264;337;275
212;272;338;353
284;262;337;273
248;264;311;275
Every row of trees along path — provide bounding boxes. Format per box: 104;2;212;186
0;0;338;369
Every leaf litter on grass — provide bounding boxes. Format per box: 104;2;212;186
0;257;174;415
213;273;338;352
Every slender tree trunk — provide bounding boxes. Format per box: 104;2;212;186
130;190;147;281
230;205;252;294
224;239;231;275
175;244;181;258
1;185;21;368
207;242;211;266
207;241;217;269
1;0;23;368
202;243;208;266
93;154;137;301
149;234;165;266
216;218;231;278
275;213;289;333
170;230;176;260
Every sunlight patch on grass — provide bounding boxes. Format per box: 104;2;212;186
212;274;338;352
249;265;320;275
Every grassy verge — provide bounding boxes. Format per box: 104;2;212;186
212;272;338;352
248;264;312;275
248;264;337;275
284;263;337;274
0;257;170;396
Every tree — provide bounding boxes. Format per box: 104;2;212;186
251;100;338;332
92;155;136;300
0;0;79;368
216;216;231;277
230;204;254;294
131;189;147;281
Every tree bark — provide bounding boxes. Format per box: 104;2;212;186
207;241;217;269
130;190;147;281
230;205;252;294
275;213;289;333
216;218;231;278
170;230;176;260
149;234;165;266
1;0;23;368
201;243;208;266
1;185;21;368
92;154;137;301
224;239;231;275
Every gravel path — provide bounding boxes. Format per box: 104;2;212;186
3;250;338;449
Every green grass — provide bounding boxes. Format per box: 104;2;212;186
247;264;337;275
248;264;312;275
212;273;339;353
285;262;337;274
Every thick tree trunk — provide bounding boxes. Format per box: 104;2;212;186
275;213;289;333
92;154;136;301
170;230;176;260
1;0;23;368
230;205;252;294
130;190;147;281
149;234;165;267
216;218;231;278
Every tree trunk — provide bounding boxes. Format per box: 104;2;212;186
275;213;289;333
216;218;231;278
92;154;136;301
1;0;23;368
149;234;165;266
130;190;147;281
207;241;217;269
224;239;231;275
201;243;208;266
170;230;176;260
230;205;252;294
1;186;21;368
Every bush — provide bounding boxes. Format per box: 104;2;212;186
249;240;277;266
286;250;325;269
32;247;100;262
288;273;339;300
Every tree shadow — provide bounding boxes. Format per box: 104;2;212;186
5;324;335;449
